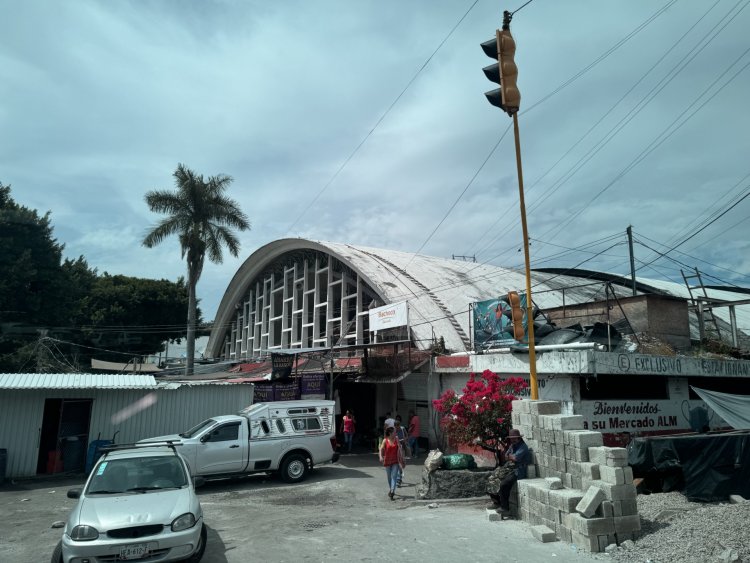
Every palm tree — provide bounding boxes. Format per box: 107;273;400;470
143;164;250;376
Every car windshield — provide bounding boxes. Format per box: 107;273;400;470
87;455;188;494
180;419;216;438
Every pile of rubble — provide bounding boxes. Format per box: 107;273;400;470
608;492;750;563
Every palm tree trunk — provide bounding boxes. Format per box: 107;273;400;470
186;268;197;377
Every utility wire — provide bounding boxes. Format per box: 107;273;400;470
284;0;481;235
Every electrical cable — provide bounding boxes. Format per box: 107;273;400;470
285;0;481;235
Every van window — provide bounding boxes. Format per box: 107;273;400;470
207;422;240;442
260;419;271;434
275;419;286;433
288;408;317;415
291;417;322;431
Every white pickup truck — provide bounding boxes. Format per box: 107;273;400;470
142;400;340;483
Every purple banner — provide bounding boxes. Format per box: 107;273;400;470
274;381;300;402
254;384;273;403
300;373;327;396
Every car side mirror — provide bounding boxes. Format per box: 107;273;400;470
67;488;82;499
200;434;210;443
193;476;206;488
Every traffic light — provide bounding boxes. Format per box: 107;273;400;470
481;28;520;115
507;291;525;340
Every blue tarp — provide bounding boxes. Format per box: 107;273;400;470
691;386;750;430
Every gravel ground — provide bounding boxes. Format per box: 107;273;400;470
608;492;750;563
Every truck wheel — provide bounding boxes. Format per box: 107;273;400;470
50;540;63;563
280;453;308;483
181;524;207;562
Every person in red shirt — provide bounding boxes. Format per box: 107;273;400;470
408;411;421;458
378;426;405;500
340;410;356;453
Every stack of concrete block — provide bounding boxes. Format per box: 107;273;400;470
510;400;640;553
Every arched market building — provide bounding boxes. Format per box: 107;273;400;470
206;238;750;449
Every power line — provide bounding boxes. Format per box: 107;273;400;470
284;0;481;235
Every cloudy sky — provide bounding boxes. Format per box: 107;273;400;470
3;0;749;321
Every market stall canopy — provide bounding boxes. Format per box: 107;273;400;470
691;386;750;430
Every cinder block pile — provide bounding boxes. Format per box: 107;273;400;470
509;400;640;553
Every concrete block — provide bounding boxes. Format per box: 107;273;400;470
512;399;530;414
562;472;572;489
573;447;590;462
598;500;614;519
572;531;600;553
530;525;557;543
527;465;537;479
549;489;584;513
545;477;563;490
576;486;606;518
573;431;604;450
566;460;581;476
580;462;600;480
606;457;628;468
729;494;748;504
519;413;534;426
599;465;625;485
569;513;615;536
588;447;607;465
511;412;521;426
487;508;502;522
571;475;583;490
585;480;637;501
614;515;641;534
554;442;565;458
530;401;561;415
559;415;585;430
623;466;633;483
559;525;573;544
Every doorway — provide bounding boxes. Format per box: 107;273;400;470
335;381;376;451
36;398;93;474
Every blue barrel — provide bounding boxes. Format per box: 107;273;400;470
0;448;7;484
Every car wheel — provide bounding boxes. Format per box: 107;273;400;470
182;524;207;563
50;540;63;563
280;453;308;483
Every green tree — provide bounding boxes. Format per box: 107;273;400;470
142;164;250;375
0;183;70;370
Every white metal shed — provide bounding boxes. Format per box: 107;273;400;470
0;373;254;479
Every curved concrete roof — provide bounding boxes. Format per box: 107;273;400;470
206;239;623;357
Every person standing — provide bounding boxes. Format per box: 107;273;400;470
407;410;420;458
394;420;408;484
383;411;395;434
341;410;356;453
378;426;405;500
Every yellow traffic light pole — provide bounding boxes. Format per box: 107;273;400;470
511;111;539;400
483;10;539;399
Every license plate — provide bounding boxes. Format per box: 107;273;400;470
119;543;149;560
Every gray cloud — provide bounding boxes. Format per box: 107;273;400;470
2;0;748;321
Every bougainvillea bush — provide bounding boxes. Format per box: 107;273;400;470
433;370;527;464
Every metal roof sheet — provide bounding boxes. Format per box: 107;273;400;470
0;373;157;389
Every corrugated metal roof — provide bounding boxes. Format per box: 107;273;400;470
0;373;157;389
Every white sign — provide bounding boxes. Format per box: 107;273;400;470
579;399;725;433
369;301;409;332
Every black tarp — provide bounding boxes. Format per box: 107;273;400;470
628;431;750;501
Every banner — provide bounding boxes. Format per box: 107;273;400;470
253;384;273;403
300;373;327;399
472;293;528;349
274;381;300;401
369;301;409;332
271;352;295;380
